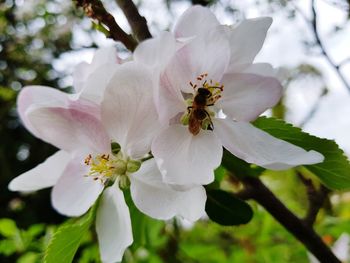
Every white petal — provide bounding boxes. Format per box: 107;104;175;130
8;150;71;192
73;62;90;93
241;63;277;77
134;31;177;71
26;106;110;154
79;64;119;104
218;73;282;121
130;159;206;221
164;26;230;94
173;5;220;38
152;125;222;185
227;17;272;67
51;159;104;217
102;62;160;159
134;33;187;123
91;46;120;68
227;62;278;77
96;186;133;263
157;72;187;124
332;233;350;262
73;47;120;97
213;118;324;170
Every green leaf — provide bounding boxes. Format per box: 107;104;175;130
0;240;17;256
44;206;96;263
222;149;264;178
91;22;110;38
27;224;45;238
253;117;350;190
18;252;40;263
0;218;18;238
205;189;253;226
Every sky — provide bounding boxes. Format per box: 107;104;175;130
52;0;350;155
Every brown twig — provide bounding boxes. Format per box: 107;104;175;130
240;176;340;263
74;0;137;51
115;0;152;41
297;173;330;226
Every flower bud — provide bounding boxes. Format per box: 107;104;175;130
118;175;130;189
111;142;121;156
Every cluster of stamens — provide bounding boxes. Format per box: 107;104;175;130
83;151;141;188
84;154;118;184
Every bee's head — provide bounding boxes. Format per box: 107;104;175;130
197;87;211;96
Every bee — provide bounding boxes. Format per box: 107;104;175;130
188;87;213;135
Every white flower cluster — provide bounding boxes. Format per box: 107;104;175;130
8;6;324;263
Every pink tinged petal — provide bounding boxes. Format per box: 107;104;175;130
213;118;324;170
227;17;272;68
173;5;220;38
102;62;161;159
51;160;104;217
26;106;110;154
152;125;223;186
17;86;69;136
8;150;71;192
96;186;133;263
218;73;282;121
18;86;101;136
165;26;230;94
130;159;206;221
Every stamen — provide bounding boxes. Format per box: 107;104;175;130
84;154;92;165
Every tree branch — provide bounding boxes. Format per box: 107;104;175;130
115;0;152;41
297;173;330;226
75;0;137;51
240;176;340;263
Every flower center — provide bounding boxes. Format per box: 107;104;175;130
181;73;224;135
84;152;141;188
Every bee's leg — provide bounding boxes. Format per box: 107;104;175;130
204;110;214;130
187;106;193;113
